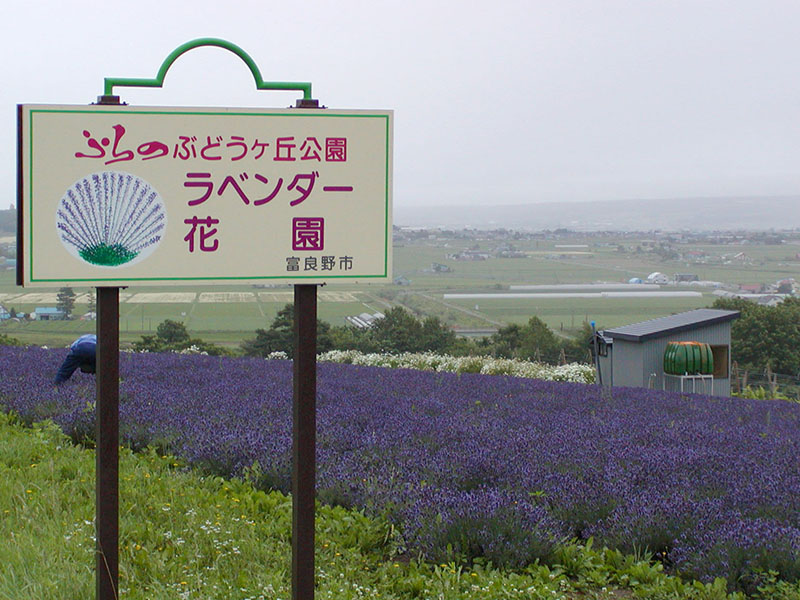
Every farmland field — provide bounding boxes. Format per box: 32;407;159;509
3;230;800;346
0;270;381;347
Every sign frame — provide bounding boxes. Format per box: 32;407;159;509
17;103;392;287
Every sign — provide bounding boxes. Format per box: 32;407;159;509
17;104;392;287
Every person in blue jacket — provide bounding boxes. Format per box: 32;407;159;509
54;334;97;384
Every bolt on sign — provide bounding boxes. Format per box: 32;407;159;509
17;105;392;286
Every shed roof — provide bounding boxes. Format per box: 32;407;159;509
603;308;739;342
35;307;65;314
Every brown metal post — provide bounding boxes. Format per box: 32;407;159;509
15;105;23;287
293;284;317;600
92;93;122;600
96;286;119;600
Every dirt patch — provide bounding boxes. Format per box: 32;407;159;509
319;291;360;302
14;293;60;304
126;293;197;303
258;292;295;303
198;292;256;303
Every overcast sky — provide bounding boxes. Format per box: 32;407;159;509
3;0;800;210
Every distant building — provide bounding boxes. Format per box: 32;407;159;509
674;273;699;283
394;276;411;286
447;251;490;261
757;295;784;307
646;272;669;284
738;284;762;293
345;312;384;329
713;290;739;299
0;305;9;320
775;278;795;294
431;262;452;273
33;307;66;321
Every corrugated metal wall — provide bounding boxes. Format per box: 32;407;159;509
610;322;732;396
597;353;613;387
610;342;644;388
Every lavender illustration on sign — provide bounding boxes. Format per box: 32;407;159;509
55;171;167;267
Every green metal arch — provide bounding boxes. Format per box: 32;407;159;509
103;37;312;99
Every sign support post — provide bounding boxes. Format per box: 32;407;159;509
293;283;317;600
94;93;122;600
95;286;120;600
292;96;322;600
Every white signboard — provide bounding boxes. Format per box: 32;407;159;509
18;104;392;287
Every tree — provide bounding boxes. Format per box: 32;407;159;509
515;316;561;363
132;319;229;355
713;297;800;374
241;328;289;357
369;306;423;353
0;333;22;346
490;323;524;358
562;321;595;364
328;324;375;352
419;316;456;353
56;287;76;319
156;319;191;345
241;303;333;357
487;316;581;364
133;319;190;353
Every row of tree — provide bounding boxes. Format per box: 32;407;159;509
239;304;594;364
712;297;800;375
240;305;460;357
132;319;229;355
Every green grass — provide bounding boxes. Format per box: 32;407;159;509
447;295;713;330
3;412;799;599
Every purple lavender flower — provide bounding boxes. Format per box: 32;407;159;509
2;346;799;584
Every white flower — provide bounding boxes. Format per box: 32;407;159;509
315;349;593;383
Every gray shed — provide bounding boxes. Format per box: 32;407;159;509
596;308;739;396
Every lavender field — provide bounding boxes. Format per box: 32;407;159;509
2;345;799;587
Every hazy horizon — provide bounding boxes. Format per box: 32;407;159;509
394;195;800;232
3;194;799;233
